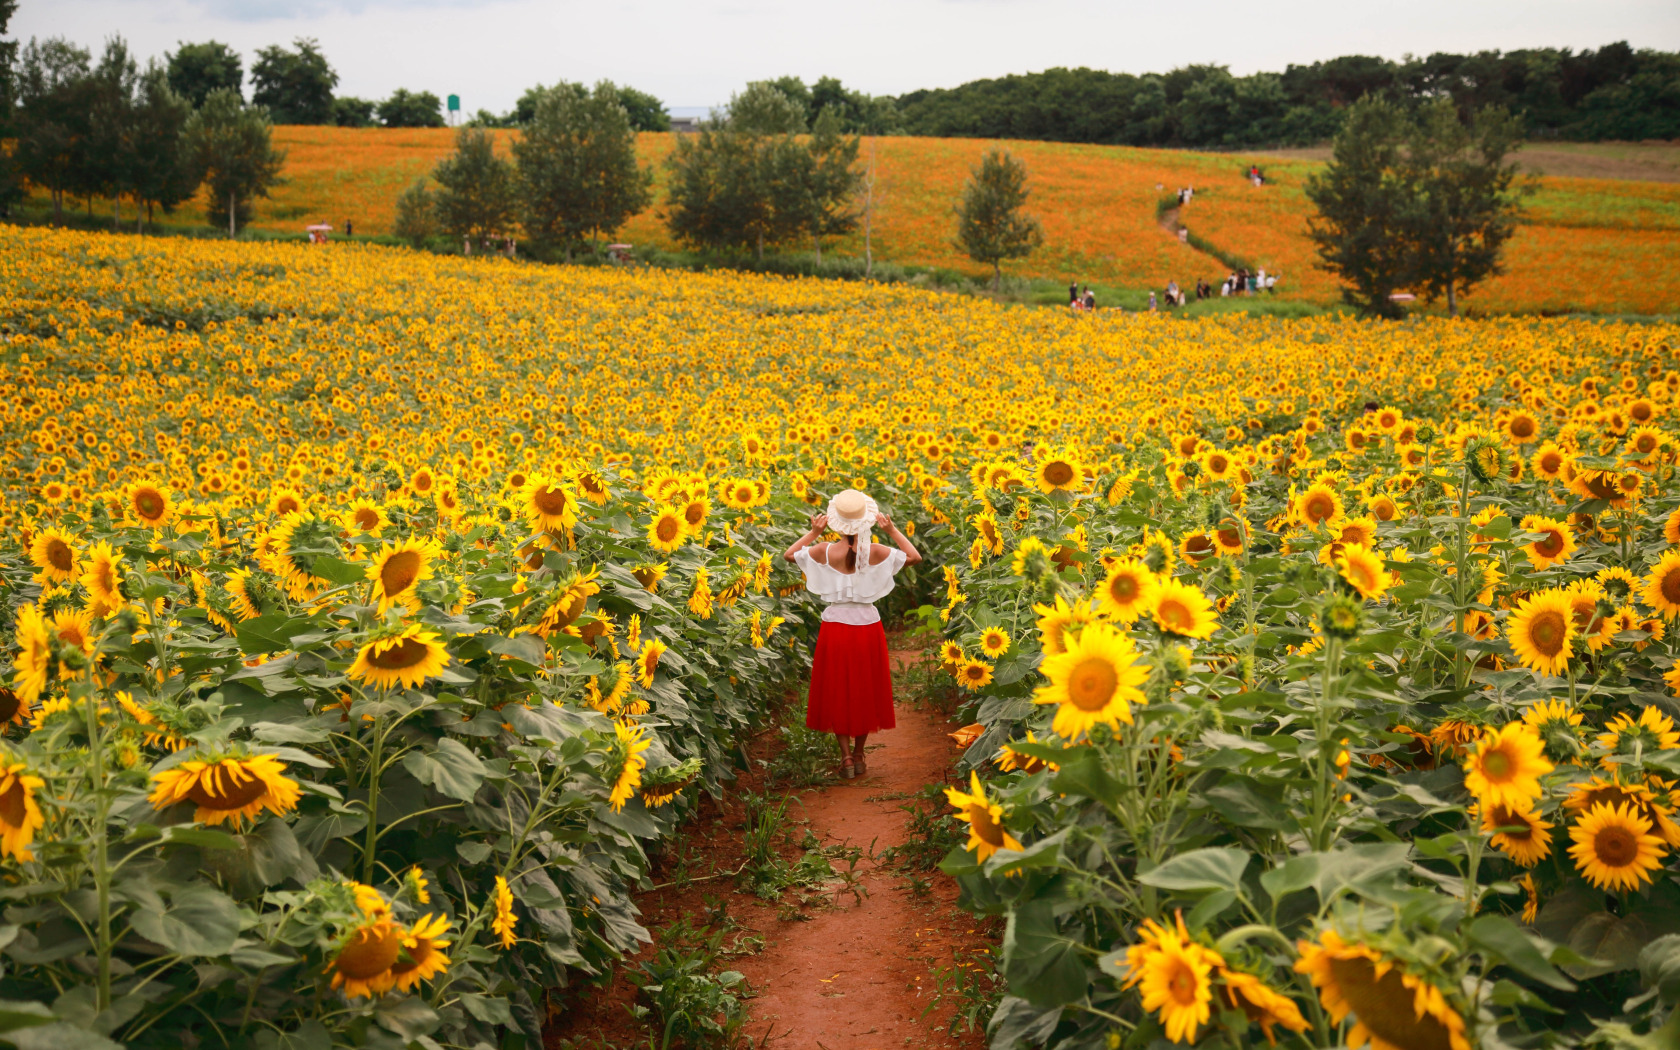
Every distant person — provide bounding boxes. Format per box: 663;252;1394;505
1266;273;1278;294
1256;268;1267;291
1083;288;1096;310
1148;291;1157;311
1166;280;1181;307
345;220;354;237
1069;282;1078;305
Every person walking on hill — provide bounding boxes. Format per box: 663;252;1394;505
784;490;922;779
1069;282;1078;305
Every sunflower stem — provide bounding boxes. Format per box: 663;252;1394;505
361;710;383;884
1312;636;1343;853
82;683;114;1014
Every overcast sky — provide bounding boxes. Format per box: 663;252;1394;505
15;0;1680;115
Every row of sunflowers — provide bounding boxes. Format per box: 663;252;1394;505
927;367;1680;1047
4;226;1680;1048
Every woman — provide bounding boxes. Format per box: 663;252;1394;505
783;488;922;779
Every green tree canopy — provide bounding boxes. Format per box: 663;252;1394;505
377;88;444;128
166;40;242;108
0;0;18;209
431;126;516;247
513;81;652;259
953;148;1043;290
1306;94;1525;317
183;87;285;234
129;62;200;227
14;37;94;221
251;37;336;124
616;85;668;132
332;96;375;127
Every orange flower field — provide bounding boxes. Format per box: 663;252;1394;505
119;126;1680;315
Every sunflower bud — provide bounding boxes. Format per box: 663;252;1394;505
1465;436;1506;484
1416;426;1436;444
1321;593;1364;639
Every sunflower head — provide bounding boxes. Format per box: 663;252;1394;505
148;752;301;828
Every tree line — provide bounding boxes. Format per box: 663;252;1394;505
892;44;1680;148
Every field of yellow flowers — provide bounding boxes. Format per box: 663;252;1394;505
212;127;1680;315
3;224;1680;1047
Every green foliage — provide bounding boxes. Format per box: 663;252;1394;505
129;64;200;222
953;148;1043;291
392;177;437;247
1306;95;1526;317
763;718;840;789
629;945;748;1049
332;95;376;128
921;947;1005;1036
250;37;337;125
182;87;285;235
165;40;243;109
377;88;445;129
892;44;1680;147
514;81;653;259
430;126;516;246
616;84;670;133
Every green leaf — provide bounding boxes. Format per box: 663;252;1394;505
252;1020;331;1050
1639;934;1680;1007
458;992;513;1025
157;827;241;850
1137;848;1251;894
403;737;487;801
374;996;440;1040
130;883;241;957
1487;979;1562;1013
309;554;368;586
234;613;317;656
1260;854;1320;903
1048;746;1123;803
4;1023;123;1050
1001;901;1088;1008
457;841;493;864
1468;914;1575;991
1187;888;1237;929
250;721;330;745
0;1002;52;1035
486;632;547;666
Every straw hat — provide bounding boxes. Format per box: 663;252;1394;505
825;489;877;536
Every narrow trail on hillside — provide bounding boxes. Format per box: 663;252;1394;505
730;647;985;1050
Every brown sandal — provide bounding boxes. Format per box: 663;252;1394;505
853;755;867;776
838;758;856;780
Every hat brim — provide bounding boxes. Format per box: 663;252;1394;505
826;494;878;534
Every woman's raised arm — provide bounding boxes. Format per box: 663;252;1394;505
784;514;829;563
873;512;922;566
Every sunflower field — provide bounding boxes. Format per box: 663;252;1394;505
3;225;1680;1049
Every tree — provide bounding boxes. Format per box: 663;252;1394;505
0;0;23;211
1304;97;1417;318
333;96;375;127
378;89;444;128
14;37;94;222
183;87;285;235
1405;97;1526;315
393;178;437;247
664;83;859;263
1306;94;1526;317
514;81;652;260
616;85;668;132
251;38;336;124
166;41;241;108
954;148;1042;290
129;63;199;229
82;38;139;227
431;126;516;248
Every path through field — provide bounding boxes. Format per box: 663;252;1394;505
730;648;985;1050
546;644;991;1050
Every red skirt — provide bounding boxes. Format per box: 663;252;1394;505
806;620;896;736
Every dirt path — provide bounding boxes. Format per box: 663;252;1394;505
547;646;991;1050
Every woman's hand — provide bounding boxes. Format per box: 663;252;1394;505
809;514;829;533
874;512;895;531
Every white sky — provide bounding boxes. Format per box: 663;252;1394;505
15;0;1680;115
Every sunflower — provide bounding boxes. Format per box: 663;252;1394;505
1137;931;1217;1044
1531;443;1569;480
1212;518;1246;555
1336;544;1393;601
630;563;668;593
1033;621;1149;739
27;528;79;583
1218;967;1309;1046
1478;802;1554;867
11;604;52;705
0;761;47;861
1643;550;1680;619
1462;724;1552;811
80;541;125;615
1032;594;1096;655
1095;559;1158;623
955;658;994;691
1505;589;1575;675
1295;930;1470;1050
389;913;452;992
344;498;387;536
636;639;667;687
943;770;1022;861
1503;410;1541;444
1521;699;1585;763
1295;483;1343;528
1568;801;1668;891
1035;451;1083;494
330;918;404;998
50;608;96;666
126;479;173;529
647;505;687;552
266;488;305;518
978;627;1010;657
366;537;440;613
609;720;650;811
1151;579;1219;639
1596;706;1680;761
347;624;451;691
224;568;268;621
938;640;964;668
148;753;301;827
521;474;577;531
1518;515;1576;571
995;731;1053;774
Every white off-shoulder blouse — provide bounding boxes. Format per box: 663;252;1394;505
793;546;908;625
